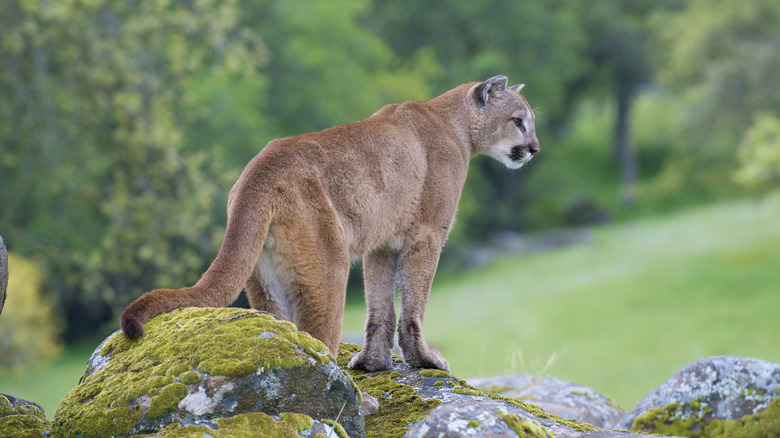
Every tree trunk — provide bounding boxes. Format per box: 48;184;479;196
613;83;637;208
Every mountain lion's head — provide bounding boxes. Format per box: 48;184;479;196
469;75;539;169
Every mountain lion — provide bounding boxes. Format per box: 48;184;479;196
121;75;539;374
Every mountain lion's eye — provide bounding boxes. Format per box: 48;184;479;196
513;118;526;133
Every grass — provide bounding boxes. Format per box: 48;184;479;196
3;198;779;419
344;197;780;410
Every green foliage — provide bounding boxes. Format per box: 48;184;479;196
246;0;439;135
520;100;620;228
0;254;62;372
0;0;264;336
733;113;780;193
653;0;780;198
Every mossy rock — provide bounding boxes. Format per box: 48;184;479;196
629;398;780;438
404;400;554;438
0;394;51;438
337;343;603;438
619;356;780;437
468;374;625;429
52;307;363;437
133;411;341;437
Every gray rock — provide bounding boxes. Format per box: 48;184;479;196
338;343;662;438
405;400;554;438
615;356;780;435
0;235;7;316
53;308;364;438
468;375;625;429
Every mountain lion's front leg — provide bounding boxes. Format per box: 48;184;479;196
348;248;398;371
396;232;449;371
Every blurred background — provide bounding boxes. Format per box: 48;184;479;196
2;0;780;417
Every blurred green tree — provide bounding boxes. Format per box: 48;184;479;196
243;0;439;136
654;0;780;199
0;253;62;371
569;1;668;208
0;0;265;338
733;114;780;194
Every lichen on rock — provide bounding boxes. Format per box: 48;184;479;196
629;397;780;438
52;307;363;437
468;374;625;429
619;356;780;437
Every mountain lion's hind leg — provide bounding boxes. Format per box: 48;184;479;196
270;187;351;356
348;248;398;371
288;238;350;356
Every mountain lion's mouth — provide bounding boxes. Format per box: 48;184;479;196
510;145;525;161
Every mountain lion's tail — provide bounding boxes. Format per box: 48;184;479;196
120;186;271;338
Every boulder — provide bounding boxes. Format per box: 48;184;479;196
52;307;364;438
337;343;654;438
0;393;51;438
616;356;780;437
468;374;624;429
405;400;554;438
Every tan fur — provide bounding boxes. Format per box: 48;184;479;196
121;75;539;373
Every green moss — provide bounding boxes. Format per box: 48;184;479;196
485;392;597;432
0;395;51;438
631;397;780;438
357;369;441;438
165;362;191;377
177;370;201;385
439;377;596;432
433;381;444;387
148;383;188;419
501;412;554;438
219;412;315;436
54;307;335;437
277;412;315;432
741;388;768;397
322;418;350;438
54;405;142;438
417;369;451;378
337;343;442;438
631;400;711;437
481;385;522;394
136;412;317;437
453;387;483;396
467;419;481;428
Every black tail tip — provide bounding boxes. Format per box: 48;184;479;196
121;314;145;339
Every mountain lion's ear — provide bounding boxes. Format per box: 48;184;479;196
474;75;508;107
508;84;525;94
